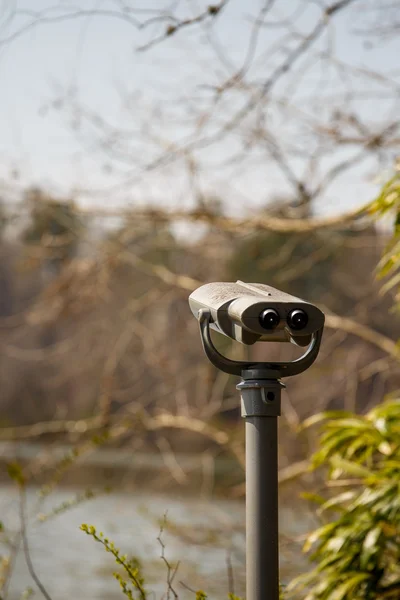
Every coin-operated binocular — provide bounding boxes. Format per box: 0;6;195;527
189;280;324;377
189;281;325;600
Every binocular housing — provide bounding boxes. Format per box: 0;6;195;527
189;281;325;347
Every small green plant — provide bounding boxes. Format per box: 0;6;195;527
37;488;109;522
80;524;147;599
80;522;250;599
288;399;400;600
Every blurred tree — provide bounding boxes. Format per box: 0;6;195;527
0;199;8;238
0;200;13;317
22;187;83;277
227;200;380;313
19;188;84;351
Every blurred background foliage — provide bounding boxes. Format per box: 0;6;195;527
0;185;396;431
0;173;399;599
0;0;400;597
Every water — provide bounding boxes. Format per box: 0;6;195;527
0;485;313;600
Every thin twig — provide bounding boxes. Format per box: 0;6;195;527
157;513;179;600
137;0;230;52
226;549;235;596
19;486;53;600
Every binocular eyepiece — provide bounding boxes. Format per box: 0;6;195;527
258;308;309;332
259;308;280;330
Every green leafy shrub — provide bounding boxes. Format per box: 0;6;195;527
288;400;400;600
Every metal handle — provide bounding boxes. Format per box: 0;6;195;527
198;308;323;378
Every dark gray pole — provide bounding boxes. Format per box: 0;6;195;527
194;306;323;599
237;376;283;600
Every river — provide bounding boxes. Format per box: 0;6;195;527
0;483;315;600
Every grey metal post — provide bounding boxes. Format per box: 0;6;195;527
194;306;323;600
237;376;283;600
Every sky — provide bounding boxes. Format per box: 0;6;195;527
0;0;399;216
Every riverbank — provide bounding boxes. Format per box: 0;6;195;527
0;441;244;495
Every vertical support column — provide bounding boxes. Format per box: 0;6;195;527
237;377;283;600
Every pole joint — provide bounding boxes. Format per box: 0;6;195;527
237;378;283;418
